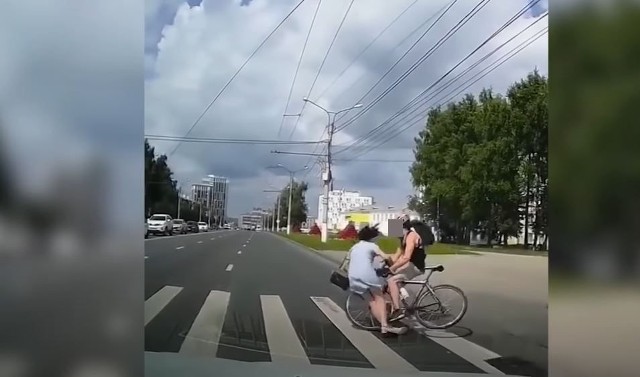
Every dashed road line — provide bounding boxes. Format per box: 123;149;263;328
225;264;234;272
237;250;242;255
197;241;203;244
176;246;184;250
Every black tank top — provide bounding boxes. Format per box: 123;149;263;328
401;230;426;271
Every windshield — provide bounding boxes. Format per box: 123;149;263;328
173;220;183;224
198;222;206;226
149;215;167;221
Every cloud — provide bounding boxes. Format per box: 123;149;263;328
145;0;548;217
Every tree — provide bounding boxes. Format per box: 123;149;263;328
145;139;179;218
339;222;358;240
276;180;308;229
410;72;548;248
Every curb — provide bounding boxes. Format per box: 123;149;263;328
272;233;344;267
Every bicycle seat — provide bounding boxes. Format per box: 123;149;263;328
425;264;444;272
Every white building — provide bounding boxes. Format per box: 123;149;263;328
338;205;421;236
318;190;373;231
191;175;229;226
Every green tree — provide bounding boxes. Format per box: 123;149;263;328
145;139;179;217
410;72;548;248
276;180;308;230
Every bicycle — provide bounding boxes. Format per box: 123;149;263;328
345;262;468;330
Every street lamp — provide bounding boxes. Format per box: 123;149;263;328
302;98;363;243
268;164;308;235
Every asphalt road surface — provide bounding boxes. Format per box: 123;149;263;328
145;230;546;376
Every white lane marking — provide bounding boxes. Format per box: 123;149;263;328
179;290;230;357
145;286;183;325
242;244;246;248
211;237;215;240
237;250;242;255
176;246;184;250
404;318;505;375
225;264;234;272
197;241;203;244
310;297;417;373
144;256;149;259
261;295;310;365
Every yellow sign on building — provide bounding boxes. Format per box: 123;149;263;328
345;213;371;225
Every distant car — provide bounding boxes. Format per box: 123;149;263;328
186;221;199;233
172;219;188;234
148;214;173;236
223;224;231;230
198;222;208;232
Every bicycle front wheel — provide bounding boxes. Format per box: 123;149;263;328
345;292;380;331
414;284;468;329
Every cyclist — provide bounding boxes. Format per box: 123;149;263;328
347;225;407;335
386;216;426;320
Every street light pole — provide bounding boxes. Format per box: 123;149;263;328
267;164;308;235
302;98;362;243
286;173;294;235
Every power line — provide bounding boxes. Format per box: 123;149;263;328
169;0;307;156
146;135;322;145
343;26;548;162
335;7;547;156
288;0;356;140
328;0;456;109
340;26;548;162
334;0;494;133
331;0;462;131
277;0;323;138
313;0;420;102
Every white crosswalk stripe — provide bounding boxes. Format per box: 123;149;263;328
145;286;510;375
180;290;230;357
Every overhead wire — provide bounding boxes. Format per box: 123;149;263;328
340;25;548;162
288;0;356;140
334;7;547;156
313;0;420;102
277;0;323;138
334;0;495;132
168;0;308;156
145;135;323;145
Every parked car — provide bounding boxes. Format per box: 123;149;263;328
172;219;188;234
197;222;208;232
186;221;199;233
147;214;173;236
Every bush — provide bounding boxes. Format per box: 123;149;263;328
309;223;321;235
339;222;358;240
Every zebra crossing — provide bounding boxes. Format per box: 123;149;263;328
144;285;515;375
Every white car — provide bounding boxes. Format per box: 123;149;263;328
197;222;208;232
148;214;174;236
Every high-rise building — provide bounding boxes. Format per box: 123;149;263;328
318;189;373;230
191;175;229;225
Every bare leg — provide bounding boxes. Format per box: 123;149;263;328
386;276;402;310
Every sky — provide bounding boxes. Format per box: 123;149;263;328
144;0;549;218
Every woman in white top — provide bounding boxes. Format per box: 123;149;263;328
347;225;407;335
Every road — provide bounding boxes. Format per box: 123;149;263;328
145;230;547;376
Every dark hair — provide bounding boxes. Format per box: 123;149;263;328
358;225;380;241
402;220;412;230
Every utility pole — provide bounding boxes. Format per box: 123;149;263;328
198;198;202;222
263;189;282;232
287;174;294;235
272;202;276;231
177;187;181;219
208;186;213;229
302;98;362;243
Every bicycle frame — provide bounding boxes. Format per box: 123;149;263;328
397;268;442;311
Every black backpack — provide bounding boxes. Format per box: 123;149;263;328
409;220;435;246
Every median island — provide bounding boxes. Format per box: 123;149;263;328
279;232;475;255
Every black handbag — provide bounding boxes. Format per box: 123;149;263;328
330;269;349;290
329;252;350;290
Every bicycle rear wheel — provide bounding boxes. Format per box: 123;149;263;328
413;284;467;329
345;292;380;330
